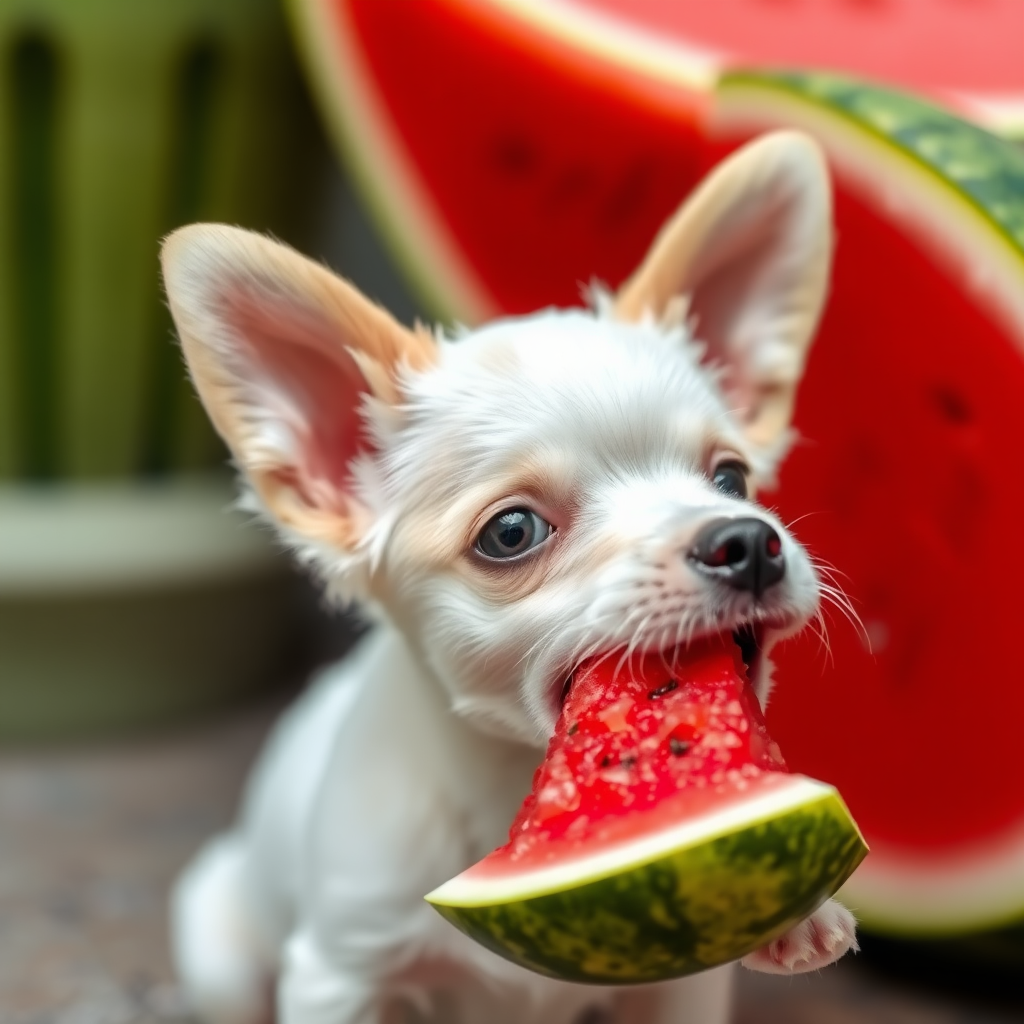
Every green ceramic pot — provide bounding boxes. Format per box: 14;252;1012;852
0;0;324;737
0;474;301;741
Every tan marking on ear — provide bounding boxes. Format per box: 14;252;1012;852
659;294;692;333
259;473;370;550
161;224;439;552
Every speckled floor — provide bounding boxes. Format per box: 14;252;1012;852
1;685;1020;1024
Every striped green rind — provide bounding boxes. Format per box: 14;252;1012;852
430;788;866;984
719;70;1024;259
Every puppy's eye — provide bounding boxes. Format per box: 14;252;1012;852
712;461;749;500
476;508;553;559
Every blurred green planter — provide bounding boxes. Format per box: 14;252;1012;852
0;475;299;740
0;0;324;738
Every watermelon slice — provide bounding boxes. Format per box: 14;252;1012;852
286;0;1024;322
427;634;867;983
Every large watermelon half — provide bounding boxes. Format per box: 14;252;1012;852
427;635;867;983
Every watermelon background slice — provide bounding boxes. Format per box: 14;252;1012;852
427;636;867;983
286;0;1024;936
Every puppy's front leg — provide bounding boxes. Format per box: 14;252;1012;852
741;898;858;975
278;929;383;1024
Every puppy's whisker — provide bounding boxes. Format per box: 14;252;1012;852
809;608;834;669
811;557;858;589
819;596;870;654
519;599;641;669
807;556;868;648
816;581;865;634
657;620;680;664
783;510;825;532
617;612;655;681
658;635;677;678
571;604;652;682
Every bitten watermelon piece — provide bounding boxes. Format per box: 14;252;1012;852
427;635;867;983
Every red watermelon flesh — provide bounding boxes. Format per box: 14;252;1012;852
345;0;709;316
490;633;789;872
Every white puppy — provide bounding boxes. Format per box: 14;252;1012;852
163;131;857;1024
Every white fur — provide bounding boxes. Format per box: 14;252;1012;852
165;133;856;1024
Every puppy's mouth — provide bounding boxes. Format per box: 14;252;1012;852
559;623;765;710
732;623;763;687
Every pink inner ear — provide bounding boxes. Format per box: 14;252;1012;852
225;288;372;513
686;210;792;422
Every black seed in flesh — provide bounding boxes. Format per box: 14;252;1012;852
648;680;679;699
670;738;691;756
621;756;637;769
567;722;578;736
600;755;612;768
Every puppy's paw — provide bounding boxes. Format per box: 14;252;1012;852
741;899;858;975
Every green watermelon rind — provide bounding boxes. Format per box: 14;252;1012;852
428;778;867;984
718;70;1024;262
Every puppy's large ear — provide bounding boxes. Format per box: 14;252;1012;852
616;131;832;448
161;224;435;549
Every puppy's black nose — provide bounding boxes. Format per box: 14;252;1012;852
689;517;785;598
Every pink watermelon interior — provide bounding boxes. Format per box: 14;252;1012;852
489;632;790;873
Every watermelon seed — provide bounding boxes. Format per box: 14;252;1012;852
600;755;612;767
620;756;637;768
670;738;691;756
648;680;678;699
567;722;578;735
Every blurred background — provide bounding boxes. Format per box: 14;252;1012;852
1;0;1022;1021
